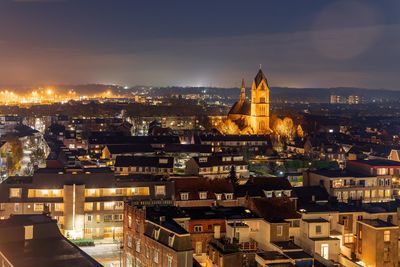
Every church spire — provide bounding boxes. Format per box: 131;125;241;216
240;78;246;102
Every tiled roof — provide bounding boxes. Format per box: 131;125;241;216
114;156;174;168
171;176;234;200
235;177;292;197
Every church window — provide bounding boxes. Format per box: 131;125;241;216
260;97;265;103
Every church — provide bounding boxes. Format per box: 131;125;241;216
227;68;272;134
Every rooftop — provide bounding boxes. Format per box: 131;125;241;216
310;169;375;178
303;218;329;223
0;215;101;267
350;159;400;167
360;219;397;228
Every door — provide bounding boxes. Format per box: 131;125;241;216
321;244;329;260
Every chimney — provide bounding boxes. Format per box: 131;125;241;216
159;216;166;224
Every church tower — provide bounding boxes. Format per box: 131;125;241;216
250;68;271;133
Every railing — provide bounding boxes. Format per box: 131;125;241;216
210;238;258;253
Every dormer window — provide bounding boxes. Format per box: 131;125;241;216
284;190;291;197
180;192;189;201
199;192;207;200
265;191;273;198
224;193;233;200
275;191;282;197
168;234;175;247
153;228;160;240
215;193;222;200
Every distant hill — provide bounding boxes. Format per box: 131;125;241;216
3;84;400;103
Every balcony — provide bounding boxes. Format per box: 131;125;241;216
210;238;257;253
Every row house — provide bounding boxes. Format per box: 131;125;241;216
199;134;270;156
124;205;193;267
185;155;249;180
88;134;179;156
114;156;174;176
102;143;212;172
0;169;174;240
305;169;393;203
170;176;237;207
235;177;294;206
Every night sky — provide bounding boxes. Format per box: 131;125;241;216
1;0;400;89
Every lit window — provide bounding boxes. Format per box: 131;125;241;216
54;203;64;211
128;215;132;228
87;189;96;196
224;193;233;200
215;193;222;200
34;203;44;212
194;225;203;233
104;202;115;210
84;203;93;211
115;201;124;210
180;193;189;201
41;190;49;197
384;230;390;242
155;185;166;196
9;188;21;198
199;192;207;200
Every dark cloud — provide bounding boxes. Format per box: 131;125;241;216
0;0;399;89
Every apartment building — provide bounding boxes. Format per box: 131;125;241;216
171;176;237;207
185;155;249;180
199;134;270;154
0;168;174;240
305;169;393;203
114;156;174;176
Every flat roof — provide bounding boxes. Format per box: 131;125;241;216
303;218;329;223
272;241;302;251
257;251;290;261
284;251;313;260
360;219;397;228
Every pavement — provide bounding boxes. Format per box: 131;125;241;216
81;241;122;267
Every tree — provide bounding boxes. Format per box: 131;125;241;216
228;165;239;187
297;124;304;138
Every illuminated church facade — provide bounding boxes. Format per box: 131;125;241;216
227;68;272;134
